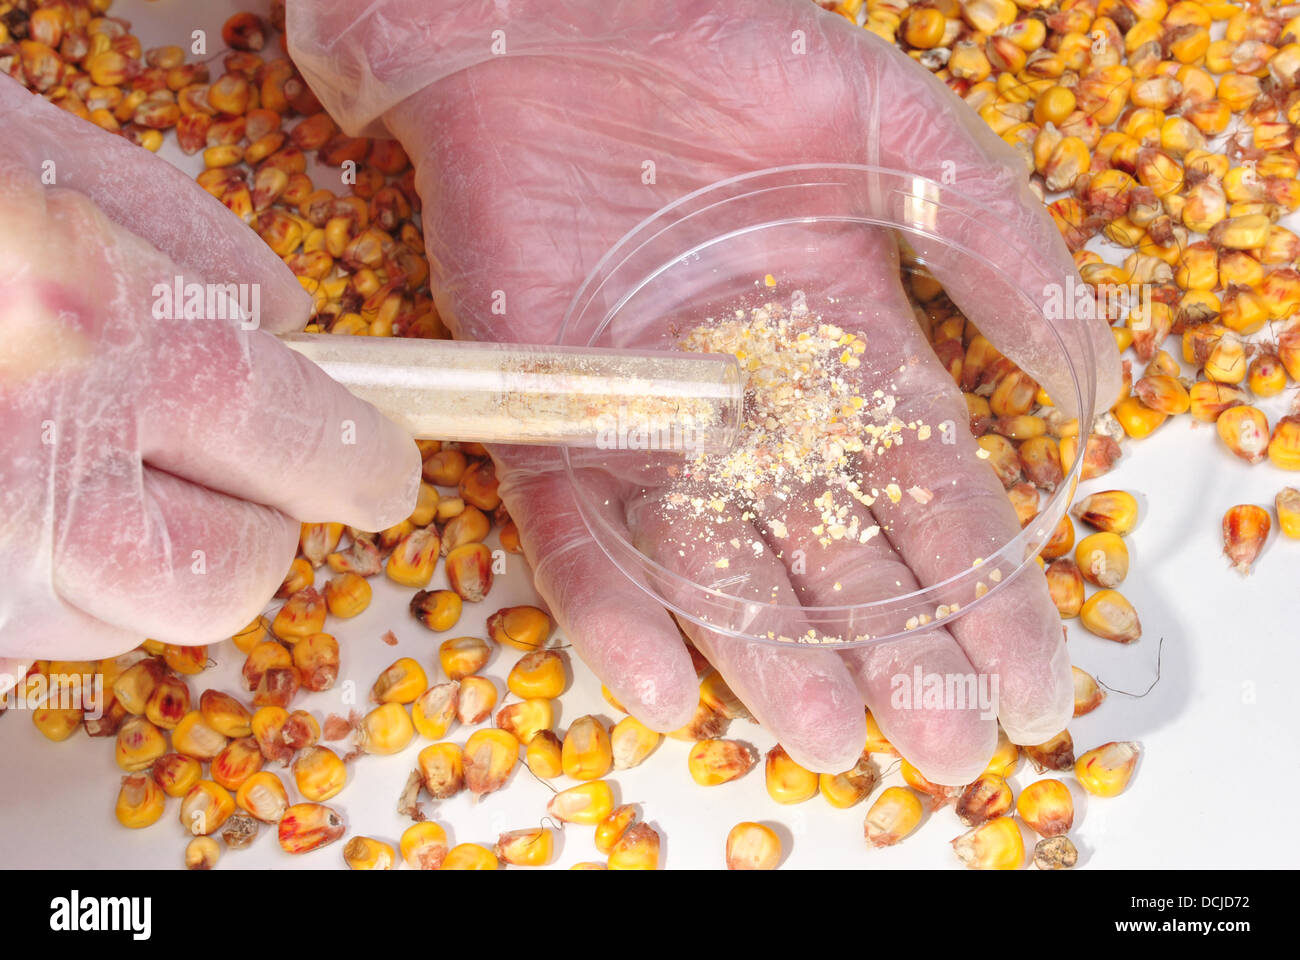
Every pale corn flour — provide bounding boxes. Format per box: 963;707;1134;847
667;300;936;588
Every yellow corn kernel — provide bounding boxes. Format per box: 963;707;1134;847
1219;288;1269;336
410;589;462;632
211;737;263;791
32;697;83;741
491;827;553;867
726;820;783;871
955;772;1014;827
1276;488;1300;539
115;716;167;771
1189;380;1248;422
863;708;897;756
562;715;613;780
899;758;960;807
277;556;313;597
438;636;490;681
412;682;460;740
406;481;440;527
594;804;639;855
1259;270;1300;319
1072;666;1105;717
153;753;202;798
444;543;493;602
1039;514;1075;562
359;702;414;755
292;633;339;693
903;7;946;48
281;710;319;752
699;670;750;720
115;773;166;829
441;505;491;553
385;527;440;588
610;715;661;769
1269;416;1300;470
1113;394;1168;439
1075;740;1140;797
548;779;615;824
1016;778;1075;837
271;587;325;643
464;728;519;797
1217;405;1270;463
864;786;924;847
415;742;464;799
818;753;878;808
764;744;819;804
487;605;553;651
688;739;759;786
1025;729;1076;774
278;803;346;854
1133;375;1190;417
441;843;498;870
526;729;564;779
1032;85;1075;125
456;675;498;724
667;697;729;741
1223;503;1271;574
1079;588;1142;643
341;836;395;871
507;649;567;700
322;572;371;619
983;728;1020;778
952;816;1024;870
1071;491;1138;538
1204;337;1248;386
1045;558;1085;619
251;706;291;763
1074;531;1129;588
185;836;221;870
292;745;347;801
172;710;229;760
400;821;448;870
370;657;427;705
1211;212;1271;250
607;822;661;870
180;780;236;836
235;770;290;822
109;660;159;719
198;689;252;738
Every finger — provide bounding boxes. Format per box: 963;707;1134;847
752;483;996;785
851;266;1074;745
851;28;1122;416
54;464;300;648
138;326;423;532
499;467;698;731
0;76;311;334
624;487;865;772
33;180;421;533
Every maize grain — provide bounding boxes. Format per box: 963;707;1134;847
278;802;345;854
487;605;553;650
417;742;465;798
952;816;1024;869
400;822;448;869
610;715;661;769
864;786;924;847
1223;504;1270;574
410;589;463;632
464;728;518;797
360;702;414;755
548;780;615;824
235;770;290;823
441;843;498;870
955;773;1014;827
1074;741;1141;796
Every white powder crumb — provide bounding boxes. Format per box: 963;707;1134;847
989;569;1003;582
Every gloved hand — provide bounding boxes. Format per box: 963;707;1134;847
0;77;421;671
291;0;1121;782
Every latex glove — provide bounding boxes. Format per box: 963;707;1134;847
0;77;421;667
291;0;1121;782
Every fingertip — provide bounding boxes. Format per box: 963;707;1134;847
998;637;1074;747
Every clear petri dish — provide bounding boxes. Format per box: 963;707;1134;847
559;165;1094;648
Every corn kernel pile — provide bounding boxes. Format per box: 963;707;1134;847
3;0;1300;869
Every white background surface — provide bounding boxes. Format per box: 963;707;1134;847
1;0;1298;870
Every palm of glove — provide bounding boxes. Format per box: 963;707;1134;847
307;0;1119;780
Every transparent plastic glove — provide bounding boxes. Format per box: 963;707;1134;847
292;0;1120;782
0;78;421;663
